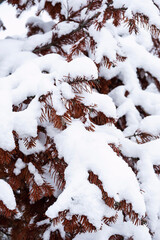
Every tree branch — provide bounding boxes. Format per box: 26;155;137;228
33;12;100;54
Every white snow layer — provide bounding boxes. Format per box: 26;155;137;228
138;116;160;135
82;91;116;118
0;179;16;210
0;38;98;151
113;0;160;27
0;0;160;239
46;121;146;223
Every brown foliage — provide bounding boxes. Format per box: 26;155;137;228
109;235;124;240
0;148;12;164
44;2;65;21
88;171;141;225
0;201;16;218
2;1;158;239
137;68;160;91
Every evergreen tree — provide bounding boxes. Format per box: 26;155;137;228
0;0;160;239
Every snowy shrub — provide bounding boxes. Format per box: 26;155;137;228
0;0;160;239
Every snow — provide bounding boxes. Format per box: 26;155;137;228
119;137;160;233
53;0;88;17
26;16;55;33
82;91;116;118
19;138;45;155
0;179;16;210
0;39;23;66
0;44;97;150
43;223;65;240
89;25;118;63
0;3;37;39
113;0;160;28
0;90;15;151
28;162;44;186
59;82;75;99
46;120;146;223
13;97;41;138
0;1;52;39
56;21;79;37
138;116;160;135
73;221;151;240
137;154;160;232
14;158;26;175
23;31;53;51
59;56;98;80
0;0;160;239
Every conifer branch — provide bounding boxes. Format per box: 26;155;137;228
33;12;100;53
